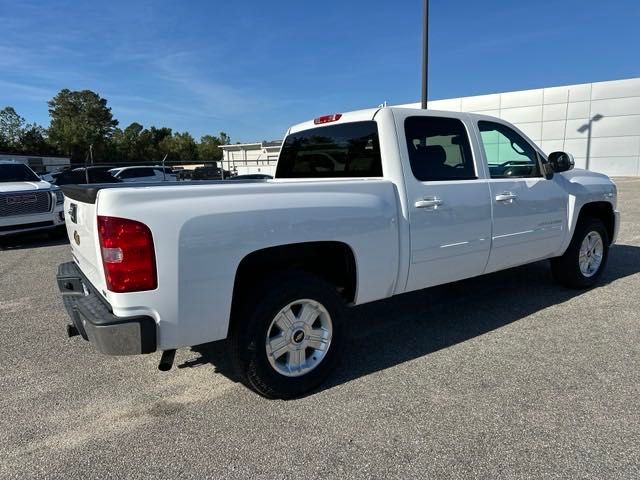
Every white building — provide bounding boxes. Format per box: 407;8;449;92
403;77;640;177
0;152;71;174
219;141;281;176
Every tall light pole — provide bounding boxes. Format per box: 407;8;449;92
421;0;429;109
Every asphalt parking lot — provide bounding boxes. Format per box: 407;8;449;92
1;178;639;479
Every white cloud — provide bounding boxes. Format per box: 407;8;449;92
0;79;53;103
149;51;273;116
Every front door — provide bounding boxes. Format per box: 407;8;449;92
398;113;493;292
477;120;569;272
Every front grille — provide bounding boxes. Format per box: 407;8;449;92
0;191;52;217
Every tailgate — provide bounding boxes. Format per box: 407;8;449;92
62;193;106;294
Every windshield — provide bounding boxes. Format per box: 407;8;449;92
0;163;41;182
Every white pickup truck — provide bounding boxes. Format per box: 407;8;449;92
1;161;65;237
56;107;619;398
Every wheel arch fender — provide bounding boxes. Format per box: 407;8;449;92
229;241;358;334
561;199;616;256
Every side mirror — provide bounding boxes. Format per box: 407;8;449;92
548;151;575;173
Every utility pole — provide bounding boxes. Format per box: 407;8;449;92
421;0;429;109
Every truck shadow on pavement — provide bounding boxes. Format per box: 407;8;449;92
183;244;640;396
0;230;68;250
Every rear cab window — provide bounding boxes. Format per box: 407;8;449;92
276;121;382;178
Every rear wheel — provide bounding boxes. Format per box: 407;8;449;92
551;217;609;288
230;271;344;399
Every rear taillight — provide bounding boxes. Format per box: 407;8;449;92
97;216;157;293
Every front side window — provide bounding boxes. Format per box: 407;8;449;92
478;121;542;178
404;116;476;182
276;121;382;178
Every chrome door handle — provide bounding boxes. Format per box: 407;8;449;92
495;192;517;203
415;196;443;209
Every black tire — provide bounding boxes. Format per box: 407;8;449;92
551;217;609;288
229;271;345;399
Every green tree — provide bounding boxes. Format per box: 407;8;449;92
144;126;172;161
0;107;55;154
125;123;145;162
47;89;118;161
159;132;199;162
198;134;223;162
218;132;230;145
111;122;147;162
19;124;52;154
0;106;25;149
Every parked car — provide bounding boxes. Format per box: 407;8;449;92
0;161;65;237
228;174;273;180
53;166;122;185
56;107;619;398
176;169;193;181
191;165;230;180
109;166;177;182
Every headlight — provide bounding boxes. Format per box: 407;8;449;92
55;190;64;204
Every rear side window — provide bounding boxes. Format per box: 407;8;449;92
276;121;382;178
116;169;134;179
89;169;120;183
119;168;154;179
404;116;476;181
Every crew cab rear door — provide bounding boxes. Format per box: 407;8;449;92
395;111;493;291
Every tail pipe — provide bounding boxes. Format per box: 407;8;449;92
158;349;176;371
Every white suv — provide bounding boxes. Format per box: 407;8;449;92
0;161;65;237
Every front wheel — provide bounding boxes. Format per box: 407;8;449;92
229;271;344;399
551;217;609;288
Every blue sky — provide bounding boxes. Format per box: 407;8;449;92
1;0;638;142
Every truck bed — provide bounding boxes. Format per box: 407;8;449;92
61;177;403;350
